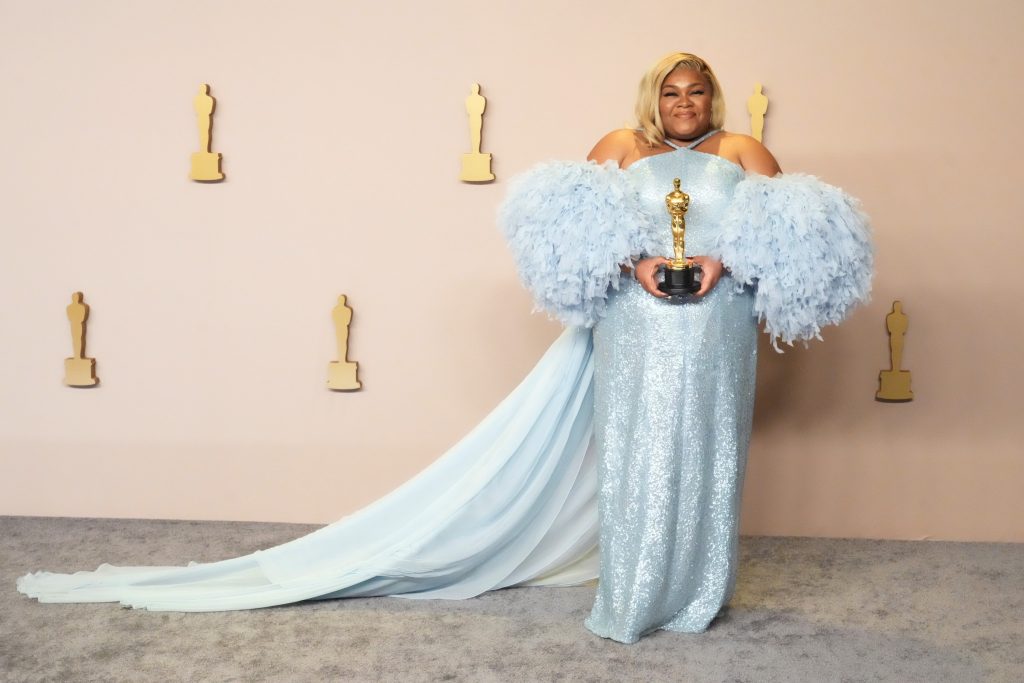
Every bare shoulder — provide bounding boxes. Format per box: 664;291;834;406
587;129;640;165
719;132;782;176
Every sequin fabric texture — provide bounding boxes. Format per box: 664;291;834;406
584;150;758;643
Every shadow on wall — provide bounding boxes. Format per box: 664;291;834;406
435;277;563;403
751;314;876;435
753;281;1022;440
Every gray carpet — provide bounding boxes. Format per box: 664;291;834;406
1;517;1021;682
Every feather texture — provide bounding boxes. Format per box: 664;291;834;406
712;173;874;351
498;160;661;327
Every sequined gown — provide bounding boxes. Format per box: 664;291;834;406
17;116;875;648
584;144;758;643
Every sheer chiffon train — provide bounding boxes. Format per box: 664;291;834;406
17;327;600;611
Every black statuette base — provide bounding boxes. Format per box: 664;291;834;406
658;265;701;296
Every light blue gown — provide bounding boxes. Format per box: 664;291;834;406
584;137;758;643
18;134;870;646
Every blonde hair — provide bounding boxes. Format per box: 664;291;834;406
635;52;726;148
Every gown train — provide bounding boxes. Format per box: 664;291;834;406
17;327;600;611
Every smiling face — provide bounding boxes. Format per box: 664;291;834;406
658;67;714;143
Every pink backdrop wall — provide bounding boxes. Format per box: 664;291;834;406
1;0;1021;542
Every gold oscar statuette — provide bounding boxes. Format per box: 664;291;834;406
657;178;701;295
747;83;768;143
459;83;495;182
189;83;224;182
327;294;361;391
64;291;98;387
876;300;913;402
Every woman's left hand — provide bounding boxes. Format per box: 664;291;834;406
690;255;724;297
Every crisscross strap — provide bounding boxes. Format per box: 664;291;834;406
664;128;720;150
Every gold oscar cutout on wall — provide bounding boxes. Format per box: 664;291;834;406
876;300;913;402
64;292;98;387
189;84;224;182
327;295;361;391
747;83;768;143
459;83;495;182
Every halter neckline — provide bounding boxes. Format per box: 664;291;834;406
664;129;720;150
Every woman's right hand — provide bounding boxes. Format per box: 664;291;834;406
634;256;669;298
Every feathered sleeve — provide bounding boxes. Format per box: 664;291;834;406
711;172;874;351
497;160;661;328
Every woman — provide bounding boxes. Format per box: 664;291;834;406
508;53;781;643
18;52;871;645
499;51;870;642
583;54;778;643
